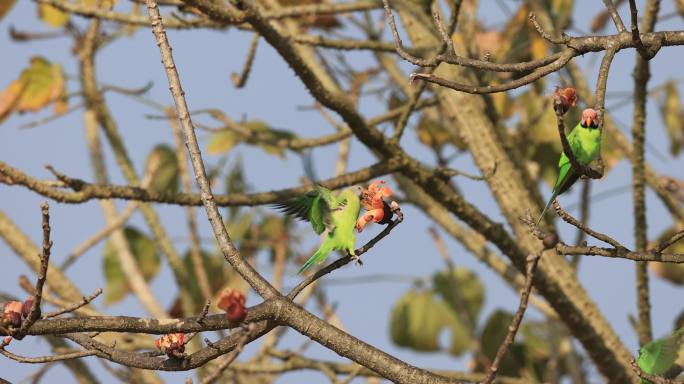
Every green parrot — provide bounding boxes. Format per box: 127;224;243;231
274;185;364;274
636;328;684;381
537;108;600;225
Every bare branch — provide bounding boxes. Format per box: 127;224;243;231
0;348;97;364
199;324;255;384
41;288;103;319
145;0;278;298
15;203;52;339
482;253;541;384
602;0;627;32
553;200;626;249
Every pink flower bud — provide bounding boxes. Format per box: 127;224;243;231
155;333;186;358
2;301;23;328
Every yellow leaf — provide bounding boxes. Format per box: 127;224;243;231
83;0;118;9
0;0;16;21
530;34;548;60
16;57;65;113
0;80;24;123
660;81;683;155
207;131;238;154
38;4;69;28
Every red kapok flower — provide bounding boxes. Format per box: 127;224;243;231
554;87;577;115
217;288;247;323
155;333;186;358
356;180;393;233
2;301;24;328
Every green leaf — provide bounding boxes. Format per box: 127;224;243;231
432;267;485;326
38;4;69;28
659;81;683;156
207;130;238;154
146;144;179;193
244;120;297;157
225;157;247;195
226;211;254;244
182;249;227;306
103;227;161;304
390;289;471;356
650;229;684;285
479;310;525;376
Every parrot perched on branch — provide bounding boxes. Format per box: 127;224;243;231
537;108;600;225
274;185;364;274
636;328;684;382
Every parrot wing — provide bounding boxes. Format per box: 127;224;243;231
554;125;582;195
638;332;683;374
273;186;344;235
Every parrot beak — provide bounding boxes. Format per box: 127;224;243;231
583;116;594;127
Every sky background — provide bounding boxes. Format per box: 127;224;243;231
1;0;683;383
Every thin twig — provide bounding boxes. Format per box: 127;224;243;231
656;229;684;253
184;300;212;344
61;201;139;270
529;13;569;44
0;348;97;363
231;33;259;88
287;206;403;299
41;288;103;319
628;0;654;59
15;203;52;339
481;253;541;384
200;324;255;384
553;200;626;249
602;0;627;32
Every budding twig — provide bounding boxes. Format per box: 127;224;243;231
15;203;52;339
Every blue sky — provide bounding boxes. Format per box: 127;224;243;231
1;1;683;382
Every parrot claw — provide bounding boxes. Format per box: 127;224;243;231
350;254;363;266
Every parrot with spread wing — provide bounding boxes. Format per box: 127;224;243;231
537;108;601;225
274;185;364;274
636;328;684;382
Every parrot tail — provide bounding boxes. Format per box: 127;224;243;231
536;190;558;227
297;241;334;274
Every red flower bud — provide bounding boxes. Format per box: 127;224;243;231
554;87;577;115
155;333;186;358
217;288;247;323
22;298;36;318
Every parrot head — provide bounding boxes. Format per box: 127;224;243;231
581;108;598;128
349;185;365;197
